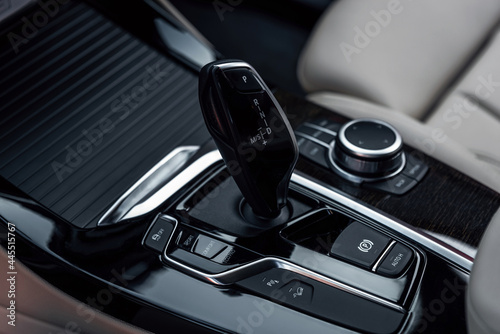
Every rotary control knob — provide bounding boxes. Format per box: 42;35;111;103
330;119;405;182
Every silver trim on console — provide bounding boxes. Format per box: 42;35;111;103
161;215;404;311
141;148;474;317
98;146;200;225
216;61;254;71
292;173;473;270
327;142;407;184
303;122;338;136
160;149;472;271
294;132;330;148
372;240;397;272
121;149;223;222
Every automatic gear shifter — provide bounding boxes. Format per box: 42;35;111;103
199;60;298;220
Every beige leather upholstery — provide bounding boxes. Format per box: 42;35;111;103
0;247;151;334
298;0;500;192
467;208;500;334
298;0;500;118
428;29;500;172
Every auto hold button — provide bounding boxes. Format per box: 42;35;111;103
376;243;413;277
330;222;391;269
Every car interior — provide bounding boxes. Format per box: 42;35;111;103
1;0;500;333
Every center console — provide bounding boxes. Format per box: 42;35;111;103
1;2;500;334
132;60;493;333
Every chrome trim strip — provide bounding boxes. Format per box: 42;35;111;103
295;132;331;148
150;148;473;314
327;142;407;184
372;241;397;272
161;215;403;311
122;150;223;221
303;122;338;136
163;149;472;270
216;61;253;71
291;173;473;270
98;146;199;225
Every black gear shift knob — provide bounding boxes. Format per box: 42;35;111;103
199;60;298;219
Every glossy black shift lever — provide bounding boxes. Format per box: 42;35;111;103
199;60;298;219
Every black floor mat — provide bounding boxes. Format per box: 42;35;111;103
0;1;209;228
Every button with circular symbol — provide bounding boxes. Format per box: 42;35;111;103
330;222;391;269
358;239;374;253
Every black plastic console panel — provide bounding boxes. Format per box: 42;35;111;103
135;151;430;333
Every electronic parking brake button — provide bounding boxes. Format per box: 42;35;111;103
330;222;391;269
193;235;228;259
377;243;413;277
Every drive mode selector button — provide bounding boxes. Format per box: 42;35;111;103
330;119;405;181
330;222;391;269
193;235;228;259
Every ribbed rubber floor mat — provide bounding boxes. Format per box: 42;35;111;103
0;1;209;228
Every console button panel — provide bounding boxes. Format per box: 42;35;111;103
236;268;405;334
142;180;421;333
295;119;429;195
282;209;415;277
296;137;329;169
174;226;258;266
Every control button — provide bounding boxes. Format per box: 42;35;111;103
296;124;319;137
223;68;263;92
345;121;396;150
143;216;175;253
296;135;308;148
177;229;199;251
366;174;417;195
297;137;329;168
212;246;238;264
279;280;314;306
237;268;287;295
377;243;413;277
193;235;228;259
403;155;428;181
237;268;405;334
333;119;404;179
330;222;391;269
315;131;335;144
296;125;335;144
310;118;341;133
325;122;341;133
211;245;258;265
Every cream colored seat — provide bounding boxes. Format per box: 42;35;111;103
0;248;151;334
298;0;500;192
